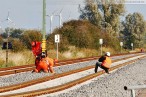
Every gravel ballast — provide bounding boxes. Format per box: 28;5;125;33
0;54;145;97
0;54;136;87
46;56;146;97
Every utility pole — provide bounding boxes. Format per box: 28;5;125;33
41;0;46;54
46;15;53;34
50;15;53;33
6;28;9;66
54;8;63;28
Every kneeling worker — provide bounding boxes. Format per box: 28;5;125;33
94;52;112;74
41;52;57;73
34;53;49;73
45;57;56;74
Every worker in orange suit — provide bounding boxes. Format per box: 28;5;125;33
44;52;57;73
34;53;49;73
45;57;56;73
94;52;112;74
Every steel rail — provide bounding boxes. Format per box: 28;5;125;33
0;56;98;76
0;55;145;97
0;52;141;76
0;54;144;95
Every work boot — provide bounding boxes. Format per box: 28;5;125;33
106;71;110;74
31;70;35;73
94;69;97;73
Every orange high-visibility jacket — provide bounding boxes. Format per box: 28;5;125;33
101;56;112;68
44;57;54;67
35;58;48;72
39;59;48;69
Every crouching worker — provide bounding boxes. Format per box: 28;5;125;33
45;57;57;74
94;52;112;74
34;53;49;73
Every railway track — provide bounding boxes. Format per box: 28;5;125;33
0;52;140;76
0;56;97;76
0;53;145;97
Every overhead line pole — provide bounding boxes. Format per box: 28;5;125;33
41;0;47;54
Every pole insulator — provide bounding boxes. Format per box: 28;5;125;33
42;39;46;52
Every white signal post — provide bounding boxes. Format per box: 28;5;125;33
131;43;133;51
99;39;103;55
55;34;60;60
120;42;123;53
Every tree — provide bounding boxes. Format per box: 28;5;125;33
122;12;146;48
79;0;102;27
11;39;26;52
0;35;3;45
10;29;23;38
79;0;125;37
0;28;23;39
21;30;42;49
49;20;101;52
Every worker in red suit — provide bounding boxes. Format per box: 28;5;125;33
31;41;42;57
35;55;41;67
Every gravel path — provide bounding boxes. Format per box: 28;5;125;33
46;56;146;97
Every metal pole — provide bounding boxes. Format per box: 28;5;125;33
99;39;103;56
6;47;8;64
124;85;146;90
121;46;122;53
124;85;146;97
42;0;46;40
57;42;58;60
131;43;133;51
59;13;62;28
101;44;102;56
6;27;10;66
41;0;46;53
6;38;8;66
131;89;135;97
50;15;53;34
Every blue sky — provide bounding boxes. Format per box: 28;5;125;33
0;0;146;34
125;4;146;19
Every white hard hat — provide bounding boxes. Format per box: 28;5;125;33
105;52;110;56
41;52;46;58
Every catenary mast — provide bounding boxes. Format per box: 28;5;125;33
41;0;46;54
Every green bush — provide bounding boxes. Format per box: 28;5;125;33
20;30;42;49
51;20;101;52
0;35;3;45
102;33;121;51
11;39;26;52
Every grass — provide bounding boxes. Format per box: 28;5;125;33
0;46;133;68
0;50;35;68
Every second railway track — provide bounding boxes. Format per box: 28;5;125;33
0;52;141;76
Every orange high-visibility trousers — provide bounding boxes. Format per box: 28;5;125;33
45;57;55;73
34;60;49;73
